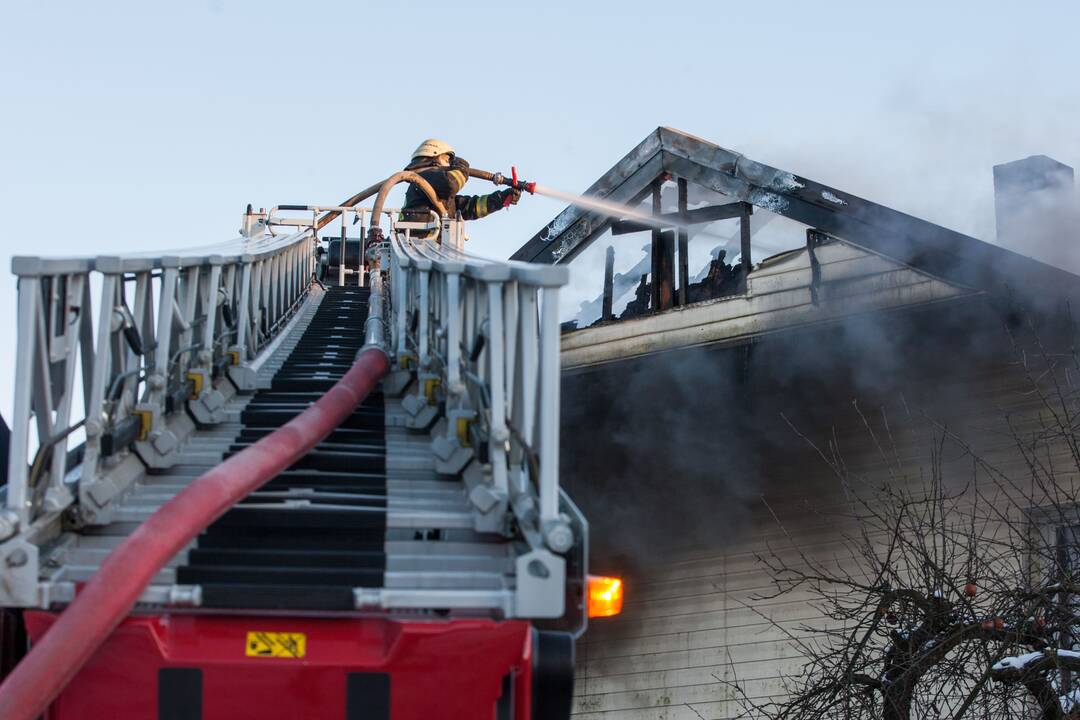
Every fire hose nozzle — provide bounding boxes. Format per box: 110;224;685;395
511;166;536;194
472;167;536;194
489;167;536;194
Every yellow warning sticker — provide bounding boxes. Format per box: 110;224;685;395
245;631;307;659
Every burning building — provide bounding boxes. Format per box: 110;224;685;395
514;128;1080;718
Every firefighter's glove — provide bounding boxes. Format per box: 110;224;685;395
450;155;470;172
500;188;522;208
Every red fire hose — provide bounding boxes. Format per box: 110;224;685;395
0;347;389;720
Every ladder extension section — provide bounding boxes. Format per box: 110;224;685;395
176;287;387;611
0;214;584;718
0;294;387;720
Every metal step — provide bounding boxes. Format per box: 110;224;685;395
40;285;515;616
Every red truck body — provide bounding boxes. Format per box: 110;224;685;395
25;612;535;719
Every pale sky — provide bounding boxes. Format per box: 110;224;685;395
2;0;1079;418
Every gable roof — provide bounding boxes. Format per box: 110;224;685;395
511;127;1079;299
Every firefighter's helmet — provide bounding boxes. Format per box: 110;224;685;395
411;138;455;160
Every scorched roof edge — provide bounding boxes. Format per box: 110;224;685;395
511;127;1080;299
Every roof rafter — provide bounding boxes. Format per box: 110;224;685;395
512;127;1079;298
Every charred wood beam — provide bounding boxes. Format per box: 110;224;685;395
806;228;826;305
657;131;1080;298
519;157;665;265
677;178;689;307
517;126;1080;305
739;203;752;293
656;230;676;311
511;131;665;263
601;246;615;321
650;182;663;312
609;201;750;236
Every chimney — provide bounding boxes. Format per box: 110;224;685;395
993;155;1075;248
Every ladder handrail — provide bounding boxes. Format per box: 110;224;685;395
384;232;575;561
11;229;314;275
0;330;389;720
2;228;318;543
0;210;587;678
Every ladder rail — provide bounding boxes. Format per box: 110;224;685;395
382;231;580;622
0;208;591;717
2;229;318;552
0;289;389;720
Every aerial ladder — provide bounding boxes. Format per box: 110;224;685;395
0;171;609;719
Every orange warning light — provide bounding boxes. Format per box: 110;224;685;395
587;575;624;618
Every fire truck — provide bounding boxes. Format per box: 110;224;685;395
0;171;622;718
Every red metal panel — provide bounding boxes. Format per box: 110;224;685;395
25;613;532;720
0;348;388;720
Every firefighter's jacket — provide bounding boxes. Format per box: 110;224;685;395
401;162;513;223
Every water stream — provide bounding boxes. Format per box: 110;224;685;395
531;184;735;244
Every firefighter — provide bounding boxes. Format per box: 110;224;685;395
400;139;522;233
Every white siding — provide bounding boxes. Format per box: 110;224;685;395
567;325;1069;718
561;240;976;369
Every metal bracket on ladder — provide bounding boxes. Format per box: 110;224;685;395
385;225;581;619
1;223;320;590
